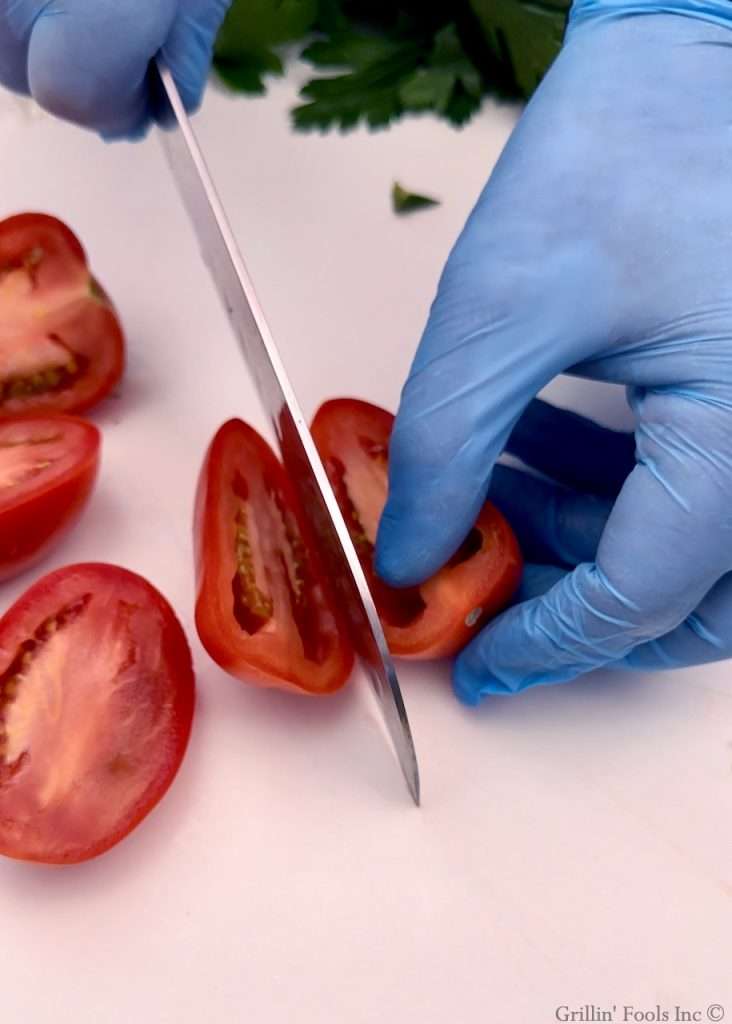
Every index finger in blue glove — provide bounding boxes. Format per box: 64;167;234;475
454;392;732;702
6;0;175;136
0;0;229;138
374;203;611;588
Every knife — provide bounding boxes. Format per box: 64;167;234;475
153;60;420;805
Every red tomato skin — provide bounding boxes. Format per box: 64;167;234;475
194;419;353;695
0;213;125;417
0;212;86;275
311;398;523;660
0;564;195;865
0;415;100;582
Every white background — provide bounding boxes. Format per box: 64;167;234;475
1;62;731;1024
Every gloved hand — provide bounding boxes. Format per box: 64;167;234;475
375;0;732;703
0;0;231;138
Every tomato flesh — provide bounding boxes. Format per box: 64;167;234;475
0;213;125;417
0;414;100;581
195;419;353;694
311;399;523;659
0;564;195;864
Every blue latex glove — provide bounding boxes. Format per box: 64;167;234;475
376;0;732;703
0;0;231;138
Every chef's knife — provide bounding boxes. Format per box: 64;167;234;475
153;61;420;805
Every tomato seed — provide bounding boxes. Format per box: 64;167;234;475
0;351;86;407
232;505;274;634
0;594;91;744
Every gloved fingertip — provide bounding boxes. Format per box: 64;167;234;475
100;119;150;143
374;511;443;588
374;506;419;587
373;550;426;589
373;547;412;589
373;549;405;588
453;660;520;704
452;669;486;707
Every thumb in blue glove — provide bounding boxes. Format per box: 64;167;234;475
376;0;732;702
0;0;231;138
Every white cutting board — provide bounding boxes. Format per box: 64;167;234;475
0;62;730;1024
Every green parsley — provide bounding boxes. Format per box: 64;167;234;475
213;0;572;129
392;183;440;215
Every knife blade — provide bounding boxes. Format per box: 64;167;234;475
153;60;420;805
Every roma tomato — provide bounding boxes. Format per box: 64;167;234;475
195;419;353;694
0;213;125;417
311;399;523;659
0;415;100;581
0;564;195;864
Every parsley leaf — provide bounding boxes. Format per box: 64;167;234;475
468;0;570;97
293;31;426;131
214;0;319;94
392;182;440;215
291;19;484;132
398;25;483;126
213;0;571;126
215;50;284;95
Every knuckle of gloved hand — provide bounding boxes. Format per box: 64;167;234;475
634;395;732;535
552;564;686;658
639;389;732;473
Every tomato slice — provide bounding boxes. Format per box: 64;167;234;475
0;213;125;416
0;415;100;581
0;564;195;865
311;398;523;659
194;419;354;694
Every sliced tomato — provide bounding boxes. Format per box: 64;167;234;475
0;564;195;865
0;213;125;417
194;419;354;694
0;415;100;581
311;398;523;659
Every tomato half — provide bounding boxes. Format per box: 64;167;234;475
0;564;195;864
0;213;125;417
311;398;523;659
0;415;100;581
194;419;354;694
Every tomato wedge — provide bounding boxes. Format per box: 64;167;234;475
0;564;195;864
194;419;353;694
0;415;100;581
0;213;125;417
311;398;523;659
